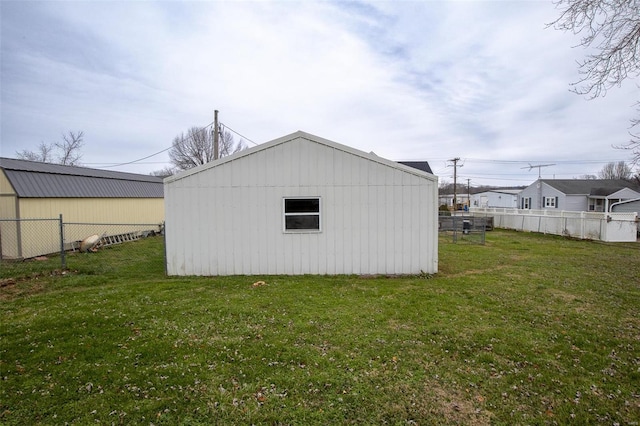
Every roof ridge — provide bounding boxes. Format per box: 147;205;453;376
0;157;162;183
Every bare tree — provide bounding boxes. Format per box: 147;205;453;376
550;0;640;163
168;126;247;171
619;102;640;165
169;127;213;170
550;0;640;98
16;131;84;165
598;161;633;180
56;131;84;165
149;166;176;178
219;129;247;157
579;174;597;180
16;141;54;163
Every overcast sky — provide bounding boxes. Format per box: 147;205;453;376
1;0;637;186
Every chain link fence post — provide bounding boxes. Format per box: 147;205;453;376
59;214;66;270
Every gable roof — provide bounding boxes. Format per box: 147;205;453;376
0;157;164;198
474;189;522;196
166;130;437;184
541;179;640;196
397;161;433;174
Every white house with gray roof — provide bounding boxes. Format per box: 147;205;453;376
518;179;640;212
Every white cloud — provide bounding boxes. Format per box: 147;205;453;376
1;0;637;184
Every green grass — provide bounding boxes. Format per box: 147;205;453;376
1;231;639;425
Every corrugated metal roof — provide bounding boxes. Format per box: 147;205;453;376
1;157;164;198
542;179;640;196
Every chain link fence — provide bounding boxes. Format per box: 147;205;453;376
1;216;163;269
0;218;63;261
439;212;488;244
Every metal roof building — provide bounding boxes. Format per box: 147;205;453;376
0;157;163;198
1;157;164;259
164;131;438;276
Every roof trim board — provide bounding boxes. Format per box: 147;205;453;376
165;130;436;185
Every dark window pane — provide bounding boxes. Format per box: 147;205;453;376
285;215;320;230
285;198;319;213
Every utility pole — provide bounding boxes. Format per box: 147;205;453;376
466;178;471;209
447;157;461;210
213;109;219;160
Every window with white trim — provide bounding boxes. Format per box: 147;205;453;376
544;196;557;208
283;197;321;232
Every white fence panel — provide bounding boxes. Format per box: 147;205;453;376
469;208;638;242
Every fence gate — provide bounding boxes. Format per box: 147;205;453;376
439;214;487;244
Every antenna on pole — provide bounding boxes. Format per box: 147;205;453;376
213;110;219;160
521;163;556;179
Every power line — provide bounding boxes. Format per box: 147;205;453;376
220;122;258;146
430;157;628;165
100;145;173;168
99;121;215;168
98;119;258;169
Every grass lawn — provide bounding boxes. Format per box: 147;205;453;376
1;230;639;425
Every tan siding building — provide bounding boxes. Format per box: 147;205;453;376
1;158;164;259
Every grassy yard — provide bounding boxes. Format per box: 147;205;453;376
1;231;639;425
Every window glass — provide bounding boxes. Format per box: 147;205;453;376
285;215;320;230
284;198;321;231
285;198;319;213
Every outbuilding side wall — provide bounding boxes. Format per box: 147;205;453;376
18;198;164;223
165;136;438;276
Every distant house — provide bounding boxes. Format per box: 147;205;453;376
0;157;164;258
518;179;640;212
164;131;439;276
438;194;471;209
471;189;520;209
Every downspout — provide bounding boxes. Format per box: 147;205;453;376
608;198;640;212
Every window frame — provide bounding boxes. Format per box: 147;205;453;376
544;196;558;208
282;197;322;233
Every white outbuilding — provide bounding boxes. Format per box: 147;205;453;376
164;131;438;276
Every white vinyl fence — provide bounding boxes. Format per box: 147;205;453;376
469;208;638;242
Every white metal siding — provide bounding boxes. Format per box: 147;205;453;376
165;135;437;276
472;191;518;208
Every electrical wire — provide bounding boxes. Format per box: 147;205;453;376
99;121;215;168
220;122;258;146
430;157;628;165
